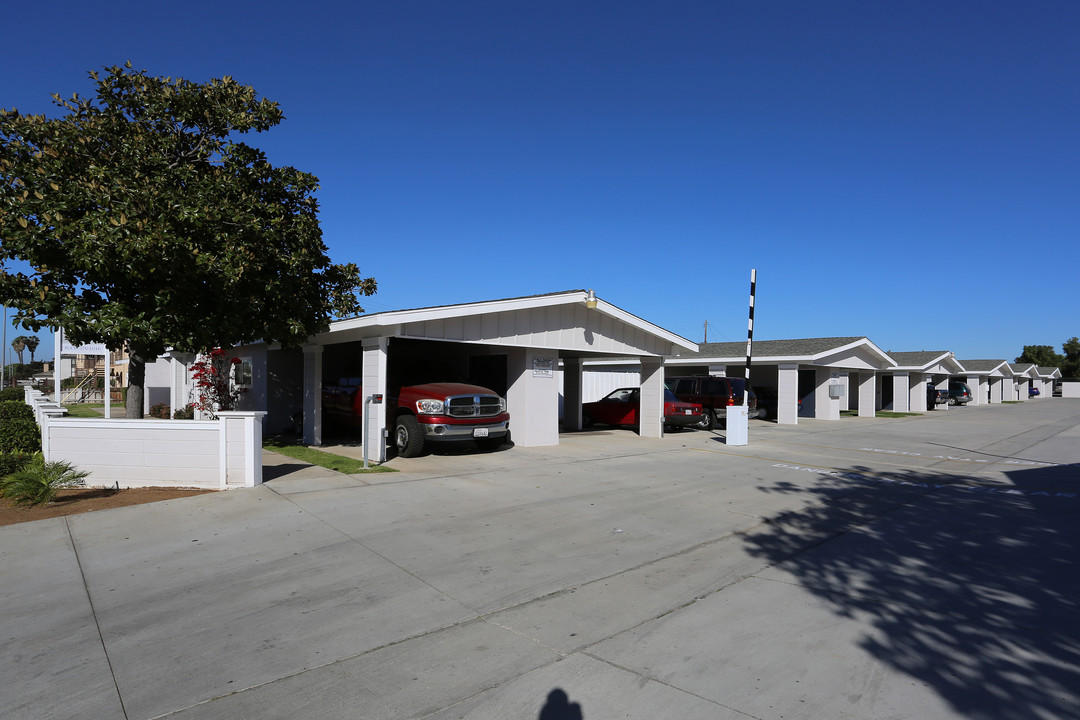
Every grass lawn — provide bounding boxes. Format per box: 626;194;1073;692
263;437;396;474
62;403;106;418
840;409;922;418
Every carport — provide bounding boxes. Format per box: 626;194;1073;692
1037;366;1061;397
279;291;696;460
1010;363;1038;401
882;351;965;412
957;359;1014;405
659;337;896;424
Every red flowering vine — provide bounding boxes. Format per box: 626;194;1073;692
190;348;247;417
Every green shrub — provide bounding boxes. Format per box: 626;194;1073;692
0;453;89;506
148;402;171;419
173;403;196;420
0;452;32;477
0;387;25;402
0;401;34;421
0;418;40;454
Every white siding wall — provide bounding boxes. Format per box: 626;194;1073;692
400;304;674;357
582;370;641;403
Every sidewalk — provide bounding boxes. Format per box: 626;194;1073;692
2;400;1078;719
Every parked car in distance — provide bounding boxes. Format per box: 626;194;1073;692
948;380;973;406
752;387;801;420
926;383;948;409
1029;386;1040;398
581;387;706;431
666;375;760;430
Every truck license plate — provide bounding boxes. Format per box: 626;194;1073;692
473;428;489;438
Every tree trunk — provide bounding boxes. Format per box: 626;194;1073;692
127;353;146;419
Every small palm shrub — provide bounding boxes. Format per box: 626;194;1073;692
0;452;32;477
1;454;90;506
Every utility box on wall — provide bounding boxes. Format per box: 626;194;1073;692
828;384;844;399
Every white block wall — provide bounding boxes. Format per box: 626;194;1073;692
27;391;266;490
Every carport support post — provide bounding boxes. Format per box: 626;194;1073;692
892;373;910;412
858;372;876;418
639;357;665;438
506;347;560;447
913;375;930;412
302;345;323;446
562;357;584;431
814;367;841;420
967;374;983;406
362;337;389;463
776;364;799;425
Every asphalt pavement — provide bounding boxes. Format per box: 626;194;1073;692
3;399;1079;719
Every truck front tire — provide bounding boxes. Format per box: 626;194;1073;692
395;415;426;458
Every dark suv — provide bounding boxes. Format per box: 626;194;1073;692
666;375;759;430
947;380;972;406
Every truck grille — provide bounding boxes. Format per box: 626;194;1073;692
446;394;504;418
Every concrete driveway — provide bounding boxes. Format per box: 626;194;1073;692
3;400;1079;719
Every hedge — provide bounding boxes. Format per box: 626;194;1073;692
0;401;34;421
0;387;25;403
0;418;41;454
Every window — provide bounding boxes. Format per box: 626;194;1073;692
233;359;253;386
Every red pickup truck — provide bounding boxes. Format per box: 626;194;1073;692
324;378;510;457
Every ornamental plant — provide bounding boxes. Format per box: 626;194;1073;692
1;453;89;506
190;348;246;418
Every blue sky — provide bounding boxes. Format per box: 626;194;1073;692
3;1;1077;365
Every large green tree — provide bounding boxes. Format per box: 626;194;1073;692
0;63;375;417
1016;345;1064;368
1062;337;1080;378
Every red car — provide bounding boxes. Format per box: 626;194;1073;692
582;387;706;431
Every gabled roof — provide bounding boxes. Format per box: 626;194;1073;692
957;359;1014;377
319;290;698;356
1009;363;1038;378
666;336;895;370
886;351;965;373
1037;366;1062;378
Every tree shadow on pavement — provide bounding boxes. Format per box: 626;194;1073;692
743;463;1080;720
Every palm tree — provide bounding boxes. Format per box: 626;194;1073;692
11;336;25;365
22;335;39;365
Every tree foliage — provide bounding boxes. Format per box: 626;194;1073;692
10;336;26;364
1016;345;1064;368
0;63;376;416
21;334;39;363
1062;337;1080;378
1015;338;1080;379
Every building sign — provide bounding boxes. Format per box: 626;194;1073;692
533;357;554;378
61;339;108;356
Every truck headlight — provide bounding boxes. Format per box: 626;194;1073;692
499;397;506;412
416;399;444;414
